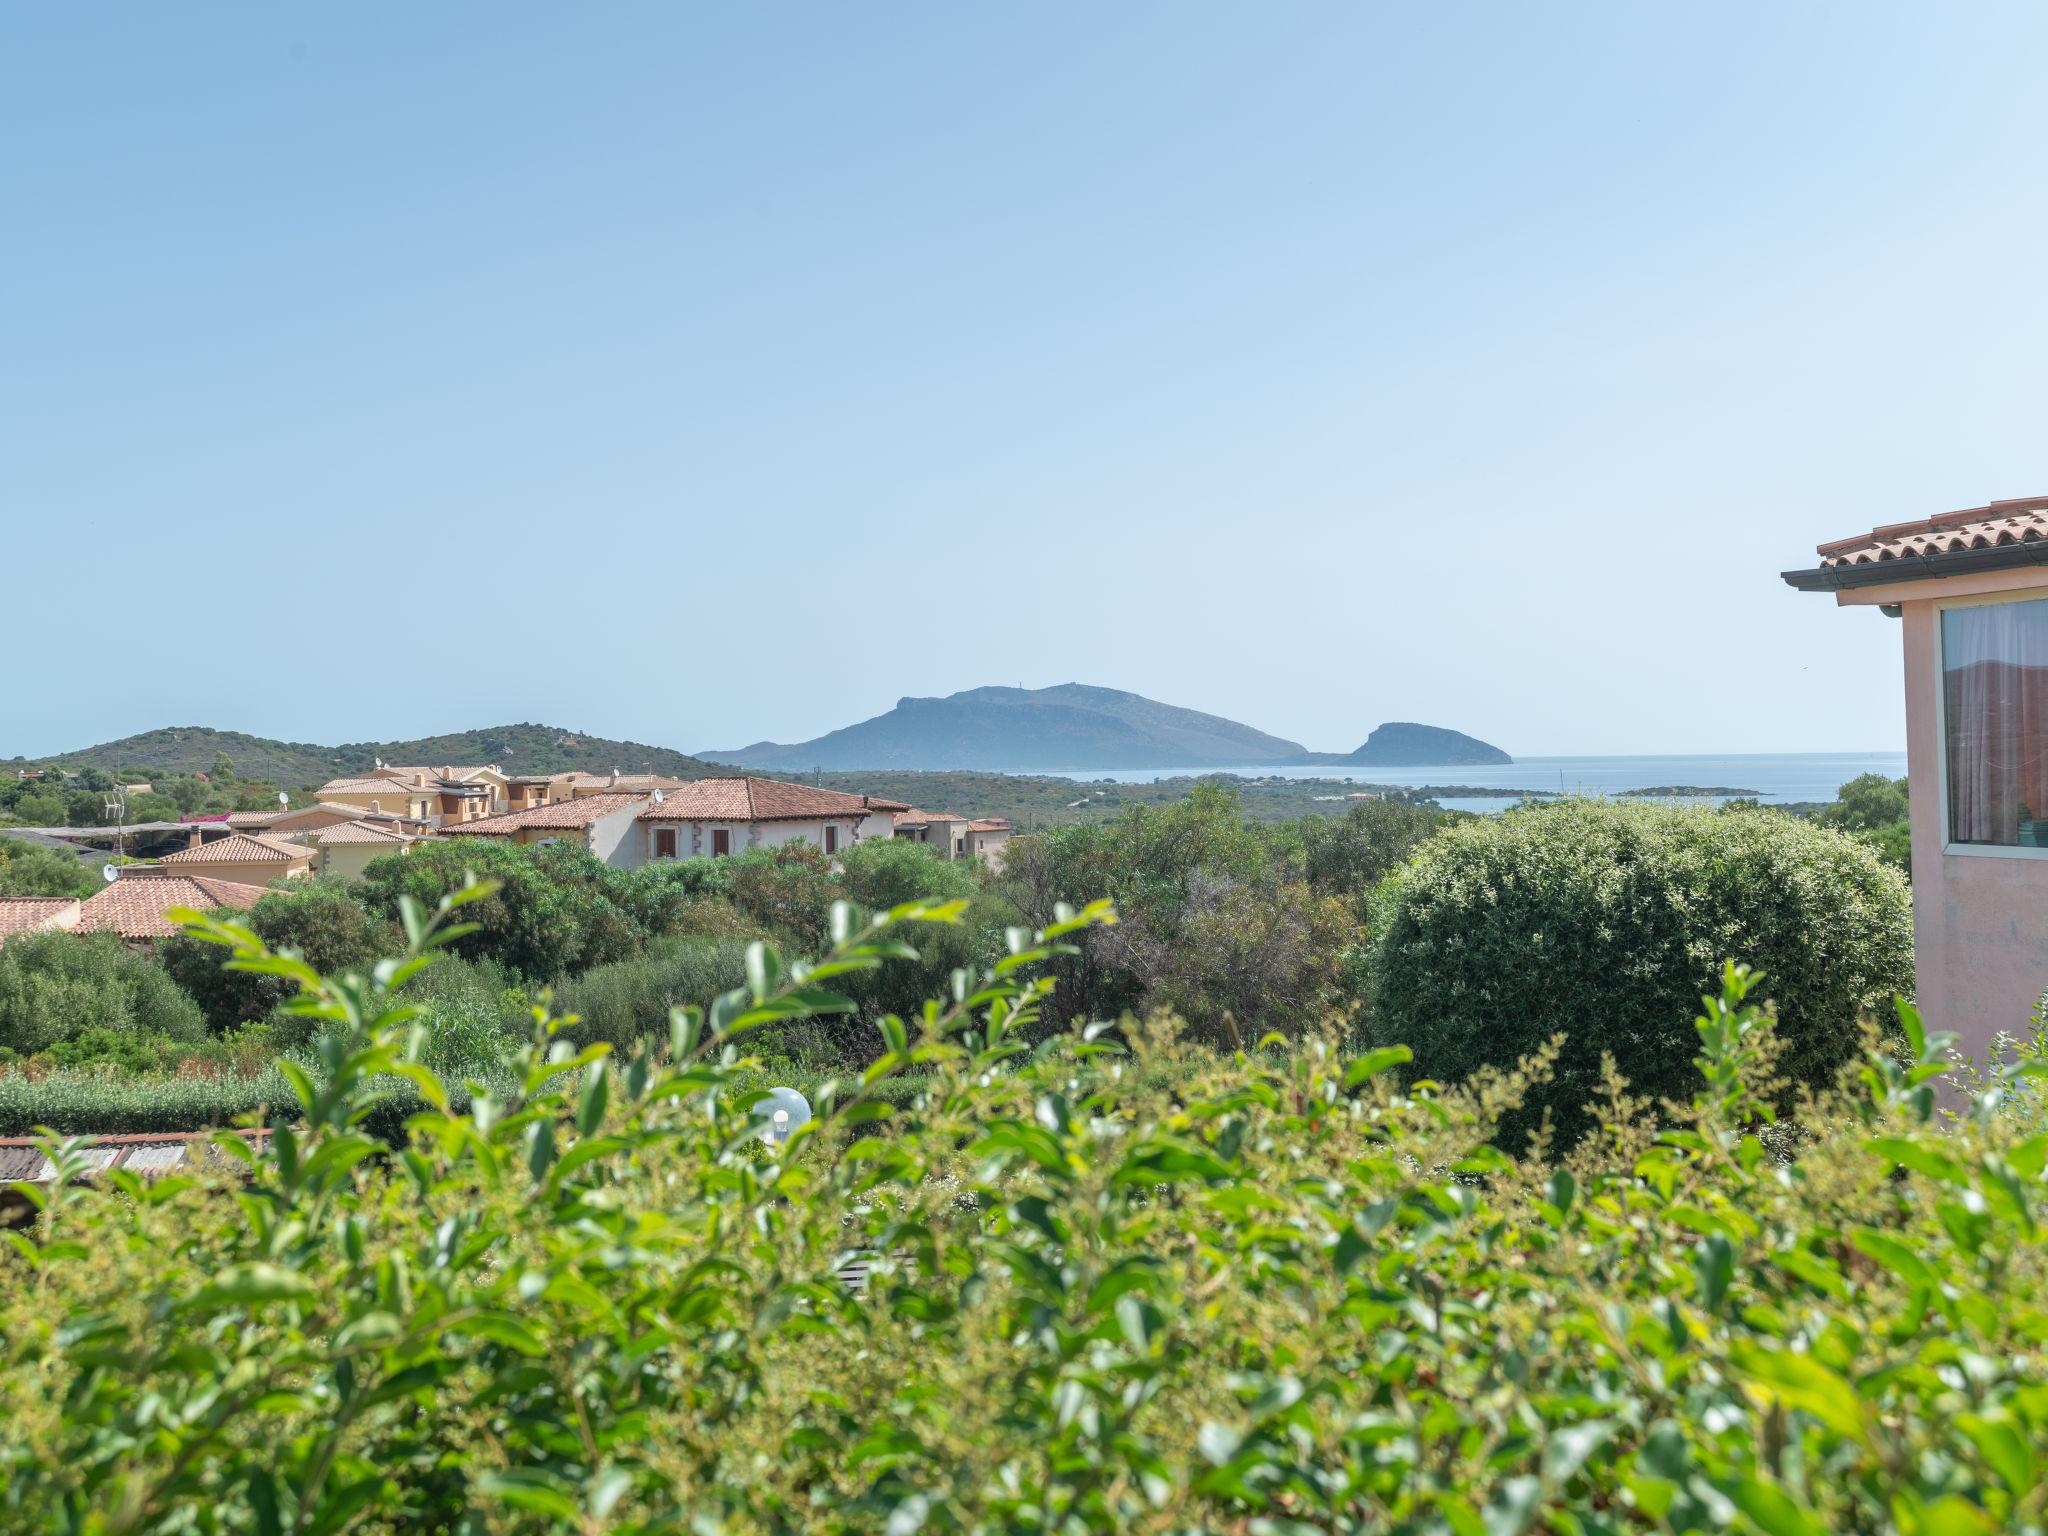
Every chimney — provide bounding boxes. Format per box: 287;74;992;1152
188;828;203;849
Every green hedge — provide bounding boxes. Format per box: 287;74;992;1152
3;891;2042;1533
1370;798;1914;1133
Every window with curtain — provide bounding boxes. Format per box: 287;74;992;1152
1943;595;2048;847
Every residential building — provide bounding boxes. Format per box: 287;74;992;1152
441;793;652;866
314;776;441;821
73;874;270;940
563;772;693;800
1785;494;2048;1061
147;831;314;886
309;819;422;879
894;808;969;854
637;778;906;861
0;898;81;939
381;765;511;822
893;809;1013;865
964;817;1013;867
506;773;578;811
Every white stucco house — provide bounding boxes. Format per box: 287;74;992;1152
636;778;907;862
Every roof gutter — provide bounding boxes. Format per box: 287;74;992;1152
1782;539;2048;592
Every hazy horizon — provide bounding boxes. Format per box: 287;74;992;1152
12;4;2045;759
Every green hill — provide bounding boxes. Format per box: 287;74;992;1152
16;724;715;786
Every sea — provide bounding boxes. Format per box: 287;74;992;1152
1029;752;1909;815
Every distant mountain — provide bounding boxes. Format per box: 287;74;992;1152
1334;722;1510;767
702;684;1310;772
15;724;716;786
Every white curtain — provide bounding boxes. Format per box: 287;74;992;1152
1944;598;2048;845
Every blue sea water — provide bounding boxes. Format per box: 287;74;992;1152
1032;752;1908;813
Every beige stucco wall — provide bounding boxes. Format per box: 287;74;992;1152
185;858;308;888
1859;584;2048;1062
318;789;437;821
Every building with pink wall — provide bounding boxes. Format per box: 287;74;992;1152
1786;496;2048;1062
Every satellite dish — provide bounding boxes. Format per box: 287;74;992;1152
101;864;118;884
756;1085;812;1145
278;791;290;806
652;788;665;804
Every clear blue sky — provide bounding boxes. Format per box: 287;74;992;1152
8;4;2046;761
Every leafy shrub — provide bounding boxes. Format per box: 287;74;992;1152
0;838;97;899
1370;797;1914;1134
1813;771;1913;874
1000;784;1368;1040
1295;796;1457;915
159;881;390;1033
3;892;2044;1534
552;935;751;1052
0;929;205;1056
357;838;643;981
837;836;978;909
398;954;531;1075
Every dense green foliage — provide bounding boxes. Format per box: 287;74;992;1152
356;838;648;981
1813;772;1913;874
160;882;391;1034
1002;787;1449;1042
0;838;97;898
1372;799;1914;1138
3;891;2043;1533
0;930;206;1058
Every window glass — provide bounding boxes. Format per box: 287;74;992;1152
1944;596;2048;847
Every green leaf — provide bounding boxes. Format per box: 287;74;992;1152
1343;1045;1412;1089
1728;1478;1826;1536
1956;1412;2034;1493
451;1311;547;1357
1730;1344;1867;1444
192;1263;316;1307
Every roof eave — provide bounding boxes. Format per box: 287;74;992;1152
1783;539;2048;593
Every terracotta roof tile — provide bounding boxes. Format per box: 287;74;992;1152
444;793;649;836
312;821;420;846
74;876;270;938
966;819;1012;833
156;832;312;866
637;777;894;823
0;898;80;936
565;773;693;793
1813;495;2048;569
318;777;425;797
893;807;967;828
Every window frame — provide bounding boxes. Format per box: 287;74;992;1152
1934;586;2048;860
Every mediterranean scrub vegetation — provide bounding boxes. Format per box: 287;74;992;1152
3;882;2046;1532
1372;798;1913;1137
0;789;1921;1140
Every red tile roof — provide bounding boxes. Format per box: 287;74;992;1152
967;819;1012;833
74;876;270;938
156;832;312;867
565;773;693;793
443;793;649;837
0;898;79;937
637;777;899;823
893;807;966;828
318;777;424;798
1812;495;2048;569
312;821;418;846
